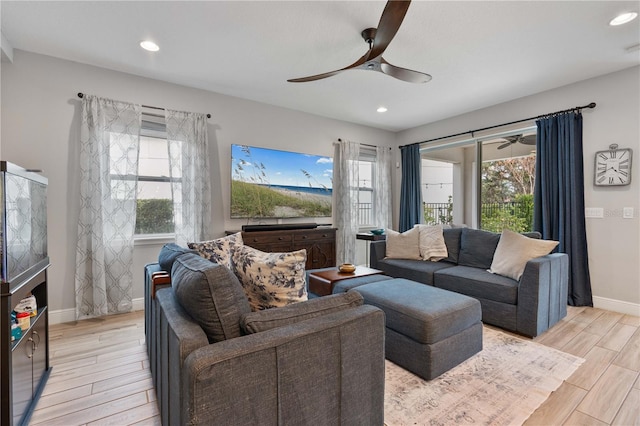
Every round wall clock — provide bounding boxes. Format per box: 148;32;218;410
594;144;632;186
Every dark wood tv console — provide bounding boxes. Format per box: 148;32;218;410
229;227;337;270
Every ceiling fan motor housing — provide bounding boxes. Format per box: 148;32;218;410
361;28;377;48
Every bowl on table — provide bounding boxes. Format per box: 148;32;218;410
370;229;385;235
338;263;356;273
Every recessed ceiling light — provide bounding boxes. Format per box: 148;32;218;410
377;106;388;113
609;12;638;26
140;40;160;52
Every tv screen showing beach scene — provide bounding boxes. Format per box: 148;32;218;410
231;144;333;218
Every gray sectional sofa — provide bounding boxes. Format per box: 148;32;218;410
370;227;569;337
144;247;386;425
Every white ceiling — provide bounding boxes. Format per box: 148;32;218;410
2;1;639;132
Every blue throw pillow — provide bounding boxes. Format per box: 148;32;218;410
458;228;501;269
158;243;196;274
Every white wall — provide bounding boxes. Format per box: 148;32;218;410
0;50;395;321
3;50;637;319
397;66;640;315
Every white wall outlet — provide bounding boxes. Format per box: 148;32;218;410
585;207;604;218
623;207;634;219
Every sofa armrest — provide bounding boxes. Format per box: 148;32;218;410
144;263;166;362
155;288;210;425
370;241;387;268
183;305;385;425
517;253;568;337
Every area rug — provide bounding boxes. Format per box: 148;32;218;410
384;326;584;426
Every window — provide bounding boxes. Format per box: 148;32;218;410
136;134;175;235
358;159;374;226
357;145;382;228
110;113;178;236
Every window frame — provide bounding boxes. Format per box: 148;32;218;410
357;146;378;229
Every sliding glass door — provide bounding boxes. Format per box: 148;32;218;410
480;131;536;232
420;127;536;231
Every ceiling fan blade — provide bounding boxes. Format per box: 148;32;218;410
521;135;537;145
367;0;411;60
287;69;346;83
287;52;370;83
497;141;512;150
380;58;431;83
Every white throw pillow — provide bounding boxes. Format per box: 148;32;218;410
188;232;244;271
232;245;308;311
414;224;448;261
489;229;559;280
385;228;421;260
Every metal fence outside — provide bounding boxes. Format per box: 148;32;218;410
423;201;533;232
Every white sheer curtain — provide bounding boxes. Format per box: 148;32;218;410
333;140;360;264
374;146;393;230
165;109;211;245
75;95;141;318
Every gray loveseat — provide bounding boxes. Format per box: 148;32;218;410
144;246;385;425
370;227;568;337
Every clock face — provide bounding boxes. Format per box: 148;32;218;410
594;148;632;186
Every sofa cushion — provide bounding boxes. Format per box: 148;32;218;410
373;258;455;286
434;265;518;305
385;227;421;260
489;229;559;280
240;292;363;333
158;243;196;274
188;232;244;271
171;253;251;343
415;224;448;261
233;245;308;311
442;228;463;264
458;228;500;269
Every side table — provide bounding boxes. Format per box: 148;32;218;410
308;266;385;296
356;233;386;267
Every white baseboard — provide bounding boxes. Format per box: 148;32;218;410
592;296;640;316
48;297;145;325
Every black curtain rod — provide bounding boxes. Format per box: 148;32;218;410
77;92;211;119
400;102;596;149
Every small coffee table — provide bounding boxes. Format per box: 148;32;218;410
308;266;384;296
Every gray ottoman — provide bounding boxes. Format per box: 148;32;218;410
351;278;483;380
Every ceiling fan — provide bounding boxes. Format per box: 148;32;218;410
497;134;537;150
287;0;431;84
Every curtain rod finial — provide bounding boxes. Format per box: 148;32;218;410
77;92;84;98
588;102;596;109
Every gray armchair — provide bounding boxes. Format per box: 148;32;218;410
144;251;385;426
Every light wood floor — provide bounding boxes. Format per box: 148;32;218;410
30;306;639;425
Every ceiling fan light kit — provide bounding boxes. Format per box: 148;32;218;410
288;0;431;84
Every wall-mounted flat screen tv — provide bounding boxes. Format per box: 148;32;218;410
231;144;333;219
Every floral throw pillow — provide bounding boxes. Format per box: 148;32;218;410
188;232;244;271
232;245;308;311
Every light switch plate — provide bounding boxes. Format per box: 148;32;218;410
585;207;604;218
623;207;634;219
